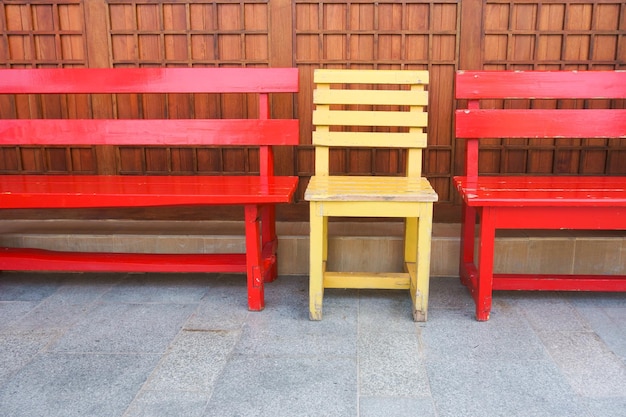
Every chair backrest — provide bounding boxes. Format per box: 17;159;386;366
312;69;429;177
455;70;626;179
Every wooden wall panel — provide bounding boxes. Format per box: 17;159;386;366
0;0;95;175
478;0;626;187
294;0;460;213
0;0;624;221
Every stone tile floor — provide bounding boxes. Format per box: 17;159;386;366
0;272;625;417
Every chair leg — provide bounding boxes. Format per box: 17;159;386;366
412;204;433;321
309;202;327;320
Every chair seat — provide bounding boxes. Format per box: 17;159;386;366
305;175;438;202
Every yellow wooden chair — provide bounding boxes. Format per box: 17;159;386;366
305;69;438;321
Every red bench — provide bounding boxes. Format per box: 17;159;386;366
454;70;626;321
0;67;299;311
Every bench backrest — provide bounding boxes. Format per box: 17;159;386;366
313;69;429;177
0;68;299;176
455;70;626;178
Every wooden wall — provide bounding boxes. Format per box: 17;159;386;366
1;0;625;222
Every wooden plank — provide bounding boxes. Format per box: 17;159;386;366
0;119;300;146
454;176;626;207
0;248;247;273
0;68;300;94
313;131;427;148
493;274;626;291
314;89;428;106
314;69;429;85
0;175;299;208
306;176;438;202
456;109;626;139
456;70;626;99
324;271;411;289
313;109;428;128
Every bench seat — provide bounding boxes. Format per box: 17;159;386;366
455;176;626;207
0;175;298;208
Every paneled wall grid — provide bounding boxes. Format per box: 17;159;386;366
0;0;624;221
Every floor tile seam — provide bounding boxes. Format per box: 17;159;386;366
44;350;166;356
92;300;204;306
120;382;216;417
121;363;219;417
227;352;357;360
120;322;208;416
197;320;247;417
534;327;625;357
422;356;567;366
565;296;605;332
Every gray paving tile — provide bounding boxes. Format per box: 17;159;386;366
427;358;591;417
142;329;240;391
427;276;475;310
0;333;50;385
583;397;626;417
123;390;211;417
235;301;358;357
0;272;65;301
358;330;430;397
5;276;117;334
421;308;548;361
537;330;626;397
575;304;626;362
50;302;196;353
235;276;358;357
358;290;420;332
504;293;591;332
184;275;250;332
101;273;210;303
0;352;160;417
360;397;437;417
0;301;37;331
202;355;357;417
567;292;626;309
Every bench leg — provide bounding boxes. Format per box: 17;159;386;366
309;202;327;320
261;204;279;283
459;203;476;287
475;207;496;321
245;205;264;311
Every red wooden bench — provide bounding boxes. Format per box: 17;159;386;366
0;67;299;311
454;70;626;321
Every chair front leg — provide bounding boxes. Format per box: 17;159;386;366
309;202;327;320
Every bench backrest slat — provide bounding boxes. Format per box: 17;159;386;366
0;68;299;94
0;119;299;146
456;109;626;139
455;70;626;179
456;70;626;99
